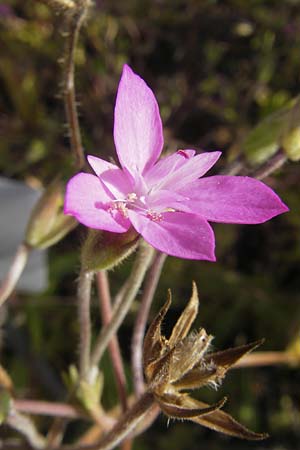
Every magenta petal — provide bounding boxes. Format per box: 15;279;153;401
147;189;189;210
87;155;132;199
180;176;289;224
151;151;222;192
64;173;130;232
128;210;216;260
114;65;163;175
145;150;196;186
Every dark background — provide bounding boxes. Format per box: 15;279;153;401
1;1;300;449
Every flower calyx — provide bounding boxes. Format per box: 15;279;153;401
25;178;77;249
143;282;268;440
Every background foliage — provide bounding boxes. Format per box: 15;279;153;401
1;0;300;449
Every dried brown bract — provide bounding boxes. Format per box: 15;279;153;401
143;282;268;440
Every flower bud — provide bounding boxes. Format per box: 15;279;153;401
63;365;104;415
282;126;300;161
81;227;140;272
25;179;77;249
244;96;300;165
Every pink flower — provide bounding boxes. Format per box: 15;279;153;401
64;65;288;261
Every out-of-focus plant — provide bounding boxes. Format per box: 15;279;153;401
0;1;299;450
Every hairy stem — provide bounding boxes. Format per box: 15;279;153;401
45;269;93;446
222;149;287;180
78;269;93;379
63;0;91;169
0;243;31;307
6;404;45;449
14;399;83;419
90;242;155;368
251;149;287;180
131;252;167;395
96;271;128;411
64;392;155;450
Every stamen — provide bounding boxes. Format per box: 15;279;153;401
109;201;128;218
147;210;163;222
127;193;138;202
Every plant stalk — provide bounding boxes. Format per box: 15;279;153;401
63;0;91;169
90;242;155;368
78;269;93;379
96;270;128;411
131;252;167;395
0;243;31;308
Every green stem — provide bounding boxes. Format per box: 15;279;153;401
96;270;128;411
90;242;155;368
78;269;93;379
131;252;167;395
63;0;90;169
0;243;31;308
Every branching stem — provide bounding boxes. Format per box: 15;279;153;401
64;392;155;450
6;404;45;449
90;242;155;368
96;270;128;411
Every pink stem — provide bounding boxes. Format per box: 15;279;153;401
96;270;128;411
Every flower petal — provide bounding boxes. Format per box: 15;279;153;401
147;189;189;210
128;210;216;260
150;151;221;192
87;155;133;199
179;176;289;224
87;155;119;175
114;64;163;175
64;173;130;232
145;149;196;186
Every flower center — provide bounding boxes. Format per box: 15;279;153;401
108;192;163;222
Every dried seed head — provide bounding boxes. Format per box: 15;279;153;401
143;284;268;440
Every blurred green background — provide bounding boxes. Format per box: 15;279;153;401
1;0;300;449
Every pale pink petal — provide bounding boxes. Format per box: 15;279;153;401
64;173;130;232
100;168;133;199
114;65;163;175
145;149;196;186
87;155;119;176
150;151;222;192
87;155;133;199
147;189;189;210
179;176;289;224
128;210;216;260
